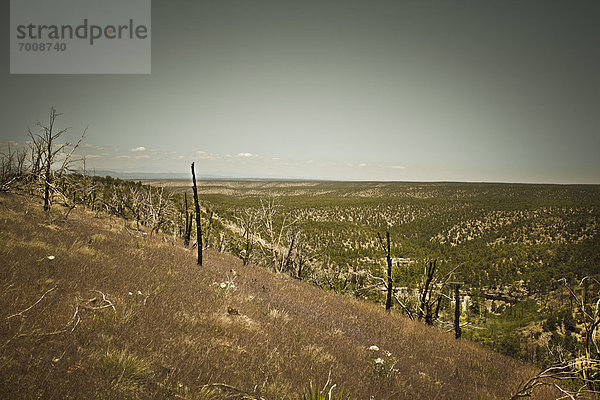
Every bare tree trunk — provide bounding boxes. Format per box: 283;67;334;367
283;230;296;273
191;163;202;266
43;117;54;212
454;284;462;339
186;214;193;245
31;108;84;213
385;232;393;311
420;260;437;323
297;258;304;279
377;231;393;311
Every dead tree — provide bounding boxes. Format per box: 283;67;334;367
146;187;174;235
28;108;85;212
419;260;438;324
259;196;297;272
261;197;281;271
560;277;600;392
282;229;301;273
417;260;458;325
236;208;259;266
0;144;27;192
42;110;61;211
454;284;462;339
121;185;144;229
377;231;394;311
513;277;600;398
294;233;310;279
191;162;202;266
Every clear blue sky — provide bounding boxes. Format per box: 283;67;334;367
1;1;599;183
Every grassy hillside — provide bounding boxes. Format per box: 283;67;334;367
0;192;554;399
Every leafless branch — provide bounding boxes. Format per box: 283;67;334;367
6;286;57;320
511;359;600;399
84;290;116;312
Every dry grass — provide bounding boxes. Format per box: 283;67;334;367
0;192;556;399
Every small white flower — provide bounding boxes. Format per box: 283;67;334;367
47;255;55;260
178;383;183;388
128;291;133;296
375;358;384;364
386;351;392;357
369;345;379;351
220;282;226;288
137;290;142;295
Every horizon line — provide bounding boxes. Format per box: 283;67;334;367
80;169;600;186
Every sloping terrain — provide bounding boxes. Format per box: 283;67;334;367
0;192;553;399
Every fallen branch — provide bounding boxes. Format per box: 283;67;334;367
6;286;57;320
84;290;116;312
202;383;267;400
40;304;80;336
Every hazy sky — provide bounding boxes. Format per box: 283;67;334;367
1;1;599;183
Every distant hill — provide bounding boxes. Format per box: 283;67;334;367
80;169;327;181
81;169;280;180
81;169;193;180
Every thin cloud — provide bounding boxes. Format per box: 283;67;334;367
135;154;151;159
81;143;106;150
196;151;220;159
235;152;256;158
380;165;405;169
131;146;146;152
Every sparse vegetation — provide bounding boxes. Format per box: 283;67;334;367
0;192;555;398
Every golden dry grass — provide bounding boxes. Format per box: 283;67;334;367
0;192;556;399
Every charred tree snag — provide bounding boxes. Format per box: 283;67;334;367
186;213;193;246
454;284;462;339
419;260;437;323
283;230;298;273
191;162;203;266
377;231;393;311
416;260;459;326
